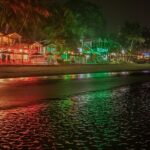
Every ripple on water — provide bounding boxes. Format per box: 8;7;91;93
0;82;150;149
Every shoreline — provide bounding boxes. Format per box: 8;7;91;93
0;64;150;78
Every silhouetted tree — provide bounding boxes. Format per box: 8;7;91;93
119;22;145;53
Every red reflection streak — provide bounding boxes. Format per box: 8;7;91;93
0;103;46;119
0;103;57;149
0;77;41;85
0;104;49;146
0;77;49;109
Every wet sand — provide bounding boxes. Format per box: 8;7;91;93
0;70;150;149
0;82;150;149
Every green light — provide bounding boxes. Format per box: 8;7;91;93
87;72;111;78
63;74;76;80
61;53;68;60
59;99;73;109
97;48;108;53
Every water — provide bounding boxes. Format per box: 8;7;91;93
0;72;150;149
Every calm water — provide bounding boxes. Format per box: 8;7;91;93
0;71;150;149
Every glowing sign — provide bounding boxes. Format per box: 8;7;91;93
143;52;150;58
97;48;108;53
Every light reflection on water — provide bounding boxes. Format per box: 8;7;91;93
0;82;150;149
0;70;149;86
0;71;150;109
142;70;150;73
0;71;141;84
0;71;150;149
0;77;40;85
62;72;130;80
0;73;110;84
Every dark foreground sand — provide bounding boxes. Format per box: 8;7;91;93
0;64;150;78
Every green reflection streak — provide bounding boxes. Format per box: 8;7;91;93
72;90;120;148
59;99;73;111
47;84;121;149
63;75;71;80
63;72;111;80
63;74;77;80
87;72;111;78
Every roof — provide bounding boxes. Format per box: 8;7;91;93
30;41;43;47
7;32;22;39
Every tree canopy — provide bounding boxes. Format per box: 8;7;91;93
118;22;145;53
43;0;106;51
0;0;50;39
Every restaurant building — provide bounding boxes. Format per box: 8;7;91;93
0;32;45;64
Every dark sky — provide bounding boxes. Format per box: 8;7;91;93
90;0;150;32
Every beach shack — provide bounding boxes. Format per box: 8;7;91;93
7;33;27;64
44;43;59;64
29;42;47;64
0;32;31;64
0;32;19;63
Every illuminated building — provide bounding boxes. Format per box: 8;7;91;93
0;32;45;64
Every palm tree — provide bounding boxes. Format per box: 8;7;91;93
119;22;145;52
0;0;50;38
119;22;146;62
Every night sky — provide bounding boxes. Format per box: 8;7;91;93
90;0;150;32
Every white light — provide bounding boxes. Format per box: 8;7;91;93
121;49;125;54
78;48;82;53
